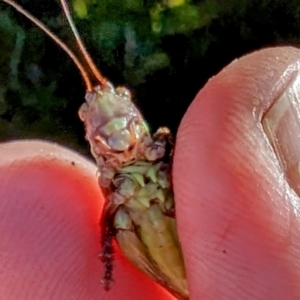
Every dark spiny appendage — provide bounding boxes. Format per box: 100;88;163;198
99;219;115;290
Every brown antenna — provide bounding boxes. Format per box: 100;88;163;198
60;0;107;85
1;0;93;91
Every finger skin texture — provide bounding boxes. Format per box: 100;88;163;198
174;46;300;299
0;141;172;300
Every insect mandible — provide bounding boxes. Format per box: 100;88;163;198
1;1;189;299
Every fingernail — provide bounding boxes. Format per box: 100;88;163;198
262;75;300;196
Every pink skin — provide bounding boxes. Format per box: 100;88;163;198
1;47;300;299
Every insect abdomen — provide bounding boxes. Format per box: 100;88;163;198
113;159;188;299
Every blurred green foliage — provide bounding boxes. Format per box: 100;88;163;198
0;0;300;155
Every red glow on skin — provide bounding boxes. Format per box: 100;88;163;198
0;141;173;300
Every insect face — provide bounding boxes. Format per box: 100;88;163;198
79;82;149;153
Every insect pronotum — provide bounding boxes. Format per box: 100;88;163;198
1;1;189;299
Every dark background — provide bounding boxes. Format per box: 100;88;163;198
0;0;299;157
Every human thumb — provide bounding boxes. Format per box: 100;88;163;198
174;46;300;300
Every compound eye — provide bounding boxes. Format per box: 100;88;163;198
85;91;97;104
78;102;88;121
115;87;131;100
108;129;132;151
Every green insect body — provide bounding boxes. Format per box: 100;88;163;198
1;0;189;298
79;83;188;299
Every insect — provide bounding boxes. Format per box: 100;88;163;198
1;0;189;299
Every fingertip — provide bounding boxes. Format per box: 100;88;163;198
174;47;300;299
0;140;173;299
0;140;103;299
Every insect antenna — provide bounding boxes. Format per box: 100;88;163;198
1;0;93;91
60;0;107;86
